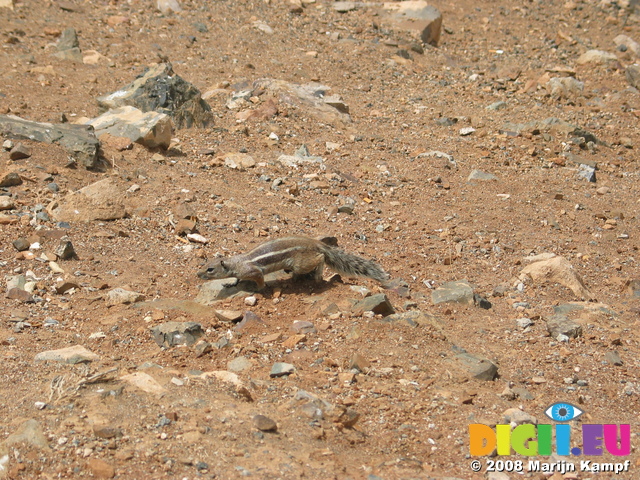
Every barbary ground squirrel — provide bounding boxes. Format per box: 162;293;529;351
197;236;389;289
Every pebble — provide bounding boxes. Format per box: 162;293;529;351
459;126;476;136
9;143;31;160
244;295;257;306
270;362;295;377
0;196;15;210
515;317;533;328
253;414;277;432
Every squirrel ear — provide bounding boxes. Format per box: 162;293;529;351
220;260;227;270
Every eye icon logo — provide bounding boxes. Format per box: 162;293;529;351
544;402;583;422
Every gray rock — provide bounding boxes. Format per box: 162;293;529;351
432;280;474;306
55;237;77;260
57;27;79;51
577;163;596;182
97;62;213;129
474;294;492;309
106;287;145;306
12;237;29;251
195;278;255;304
546;314;582;340
270;362;295;377
151;321;204;347
455;350;498;381
468;169;497;181
35;345;100;364
486;101;507;111
88;106;172;149
277;144;325;168
351;293;395;316
515;317;533;328
0;114;99;169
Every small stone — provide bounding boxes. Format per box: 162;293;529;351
244;295;257;306
35;345;100;364
270;362;295;377
292;320;316;334
253;414;277;432
55;280;80;294
432;280;475;305
9;143;32;160
515;317;533;328
214;310;244;322
455;350;499;381
0;172;23;187
0;196;15;210
13;238;30;251
468;169;497;181
93;425;122;439
459;127;476;136
577;164;596;182
194;340;213;357
351;293;395;316
151;321;204;347
260;332;283;343
546;314;582;340
55;238;77;260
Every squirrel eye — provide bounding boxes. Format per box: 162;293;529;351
207;266;215;272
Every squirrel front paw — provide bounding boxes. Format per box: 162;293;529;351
222;277;239;288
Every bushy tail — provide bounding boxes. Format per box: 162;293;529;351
320;245;389;284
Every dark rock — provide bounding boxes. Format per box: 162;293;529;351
12;237;30;251
151;321;204;347
253;414;277;432
0;114;99;169
455;349;499;381
55;237;78;260
9;142;31;160
0;172;23;187
351;293;395;316
474;294;492;309
6;288;34;303
97;62;214;129
546;314;582;340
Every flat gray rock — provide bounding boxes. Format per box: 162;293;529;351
35;345;100;364
0;114;99;169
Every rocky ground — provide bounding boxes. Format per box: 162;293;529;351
2;0;640;478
